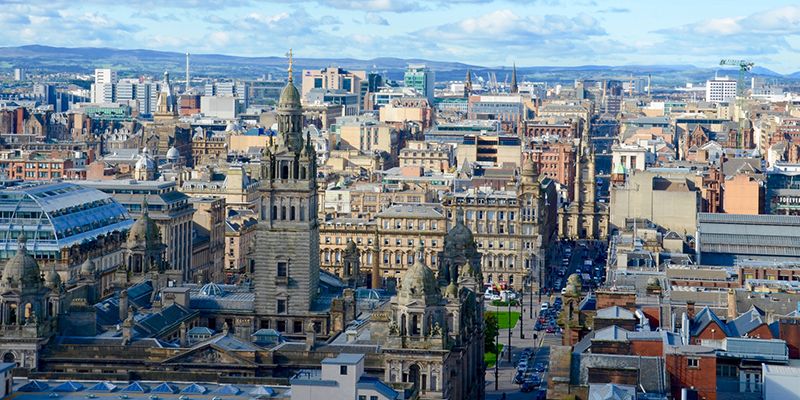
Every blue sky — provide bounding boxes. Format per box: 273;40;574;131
1;0;799;73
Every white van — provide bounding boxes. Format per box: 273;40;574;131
540;302;550;312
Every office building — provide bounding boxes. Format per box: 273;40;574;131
91;68;117;103
404;64;435;105
705;77;737;103
13;68;25;81
301;66;365;108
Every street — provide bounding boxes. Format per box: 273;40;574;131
484;240;606;399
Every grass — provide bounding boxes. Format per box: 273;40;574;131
485;344;503;368
486;311;521;329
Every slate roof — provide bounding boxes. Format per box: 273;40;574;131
727;306;766;337
595;306;636;320
691;306;730;337
593;326;629;342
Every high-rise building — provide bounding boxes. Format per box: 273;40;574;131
301;67;365;107
91;68;117;103
13;68;25;81
705;77;737;103
404;64;435;105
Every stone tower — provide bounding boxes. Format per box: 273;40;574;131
342;240;360;288
254;50;320;315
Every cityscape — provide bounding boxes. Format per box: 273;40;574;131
2;1;800;400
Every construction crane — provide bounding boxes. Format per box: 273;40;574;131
719;59;755;148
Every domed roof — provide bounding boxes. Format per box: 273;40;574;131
45;265;62;289
522;156;538;178
399;245;440;303
278;81;301;108
345;240;357;254
199;282;226;297
80;258;96;276
2;236;42;291
127;201;161;249
166;146;180;161
135;148;155;170
445;208;474;250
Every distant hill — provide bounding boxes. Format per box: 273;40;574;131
0;45;797;85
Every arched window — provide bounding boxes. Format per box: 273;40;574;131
272;206;278;220
290;206;296;221
281;206;286;220
301;167;307;180
299;205;305;221
281;164;289;179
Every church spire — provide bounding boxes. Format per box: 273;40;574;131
510;63;518;94
464;68;472;97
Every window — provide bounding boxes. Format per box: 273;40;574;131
341;365;348;375
293;320;302;333
687;358;699;368
277;299;287;314
358;396;366;400
277;262;287;277
371;396;378;400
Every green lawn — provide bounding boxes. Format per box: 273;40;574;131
485;344;503;368
486;311;520;329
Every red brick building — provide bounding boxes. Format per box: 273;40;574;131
665;345;718;400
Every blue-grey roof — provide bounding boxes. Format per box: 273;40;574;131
588;383;635;400
0;362;15;373
188;326;214;335
593;326;629;342
357;376;401;399
718;337;788;362
321;353;364;365
691;306;730;337
180;383;206;394
52;382;83;392
87;382;117;392
595;306;635;320
122;382;149;393
727;306;766;337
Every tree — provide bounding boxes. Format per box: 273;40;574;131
484;312;499;353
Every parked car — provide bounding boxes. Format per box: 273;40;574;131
521;380;538;392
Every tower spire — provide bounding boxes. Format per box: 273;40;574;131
464;68;472;97
510;62;518;94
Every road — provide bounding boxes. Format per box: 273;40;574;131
484;240;607;399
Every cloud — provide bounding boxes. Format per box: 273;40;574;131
598;7;629;14
650;5;800;63
364;12;389;25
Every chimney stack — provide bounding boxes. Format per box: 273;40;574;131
686;300;696;320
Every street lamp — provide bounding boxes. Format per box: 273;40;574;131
507;299;512;363
494;320;499;390
519;292;524;339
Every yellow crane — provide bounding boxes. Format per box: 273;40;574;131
719;59;754;148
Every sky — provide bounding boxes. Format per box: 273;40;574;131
1;0;799;73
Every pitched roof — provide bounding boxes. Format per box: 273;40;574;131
727;306;766;337
593;325;630;342
595;306;636;320
691;306;730;337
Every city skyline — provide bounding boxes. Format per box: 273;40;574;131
1;0;800;73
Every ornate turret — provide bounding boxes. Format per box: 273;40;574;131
45;265;62;290
398;244;440;305
1;236;42;292
443;208;481;286
277;49;303;153
521;155;539;184
127;198;161;249
80;258;96;279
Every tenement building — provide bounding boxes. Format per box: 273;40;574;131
442;157;558;290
